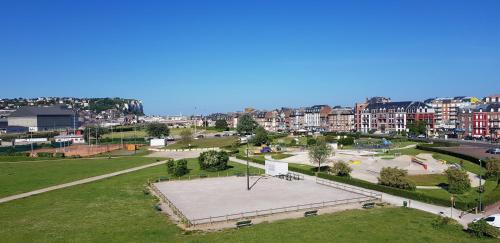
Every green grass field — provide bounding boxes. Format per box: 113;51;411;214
407;174;448;186
166;137;237;149
0;156;163;198
0;157;494;242
103;130;148;139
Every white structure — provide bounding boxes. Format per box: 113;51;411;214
54;135;85;144
265;160;288;176
150;138;166;147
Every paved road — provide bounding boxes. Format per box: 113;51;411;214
0;160;167;204
230;157;482;227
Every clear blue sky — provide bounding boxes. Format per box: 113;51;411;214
1;0;499;115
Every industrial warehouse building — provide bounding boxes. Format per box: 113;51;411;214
7;106;77;132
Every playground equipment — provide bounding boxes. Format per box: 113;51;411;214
411;157;428;170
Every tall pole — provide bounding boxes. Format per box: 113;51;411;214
30;131;33;156
479;159;483;212
246;140;250;190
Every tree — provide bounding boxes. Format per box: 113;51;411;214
378;167;415;190
330;160;352;177
308;139;333;174
146;122;170;138
214;119;229;131
445;168;471;194
252;126;269;146
408;120;427;136
485;158;500;181
83;125;108;142
236;114;258;134
198;150;229;171
166;159;189;177
179;128;193;145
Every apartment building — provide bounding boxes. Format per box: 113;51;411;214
304;105;331;132
327;107;355;133
425;97;476;133
360;101;434;134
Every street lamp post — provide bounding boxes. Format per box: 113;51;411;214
246;140;250;190
479;159;483;212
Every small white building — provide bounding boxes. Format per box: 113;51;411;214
150;138;166;147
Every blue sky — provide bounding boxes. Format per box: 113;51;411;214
1;0;499;115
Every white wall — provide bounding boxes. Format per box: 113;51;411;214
265;160;288;176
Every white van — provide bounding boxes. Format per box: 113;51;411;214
473;214;500;228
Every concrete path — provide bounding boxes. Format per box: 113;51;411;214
0;160;167;204
230;157;482;227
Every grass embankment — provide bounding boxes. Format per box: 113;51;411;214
0;156;163;198
166;137;237;149
0;159;493;242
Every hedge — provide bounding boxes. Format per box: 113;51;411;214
317;172;476;210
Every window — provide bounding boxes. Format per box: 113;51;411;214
485;217;495;222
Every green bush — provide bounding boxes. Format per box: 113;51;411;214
307;138;316;146
431;216;453;229
485;158;500;180
330;161;352;177
37;152;53;158
198;150;229;171
378;167;416;190
467;219;500;238
174;159;188;177
165;159;188;177
445;168;471;194
166;159;175;174
337;137;354;146
54;153;65;158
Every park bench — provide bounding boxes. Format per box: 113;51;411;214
236;220;252;228
304;210;318;217
362;202;375;209
235;172;244;177
199;174;207;178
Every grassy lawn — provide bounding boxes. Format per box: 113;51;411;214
0;156;163;198
416;180;498;205
407;174;448;186
431;153;485;175
166;137;237;149
271;153;294;160
103;130;148;139
0;160;493;242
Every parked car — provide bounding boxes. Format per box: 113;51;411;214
196;134;204;139
166;136;175;141
473;214;500;228
486;148;500;154
214;134;222;137
417;134;426;139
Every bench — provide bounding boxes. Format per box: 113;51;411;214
304;210;318;217
154;203;162;211
235;172;245;177
236;220;252;228
362;202;375;209
199;174;207;178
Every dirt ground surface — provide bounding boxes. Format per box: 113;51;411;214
33;144;123;157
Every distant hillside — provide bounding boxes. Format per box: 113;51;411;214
0;97;144;116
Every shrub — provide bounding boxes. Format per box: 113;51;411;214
174;159;189;177
37;152;53;158
337;137;354;146
307;138;316;146
199;150;229;171
54;153;65;158
467;219;500;238
485;158;500;180
378;167;415;190
431;216;453;229
445;168;471;194
330;161;352;177
166;159;175;174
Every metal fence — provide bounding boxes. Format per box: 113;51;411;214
189;195;377;226
150;183;191;226
315;177;383;200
